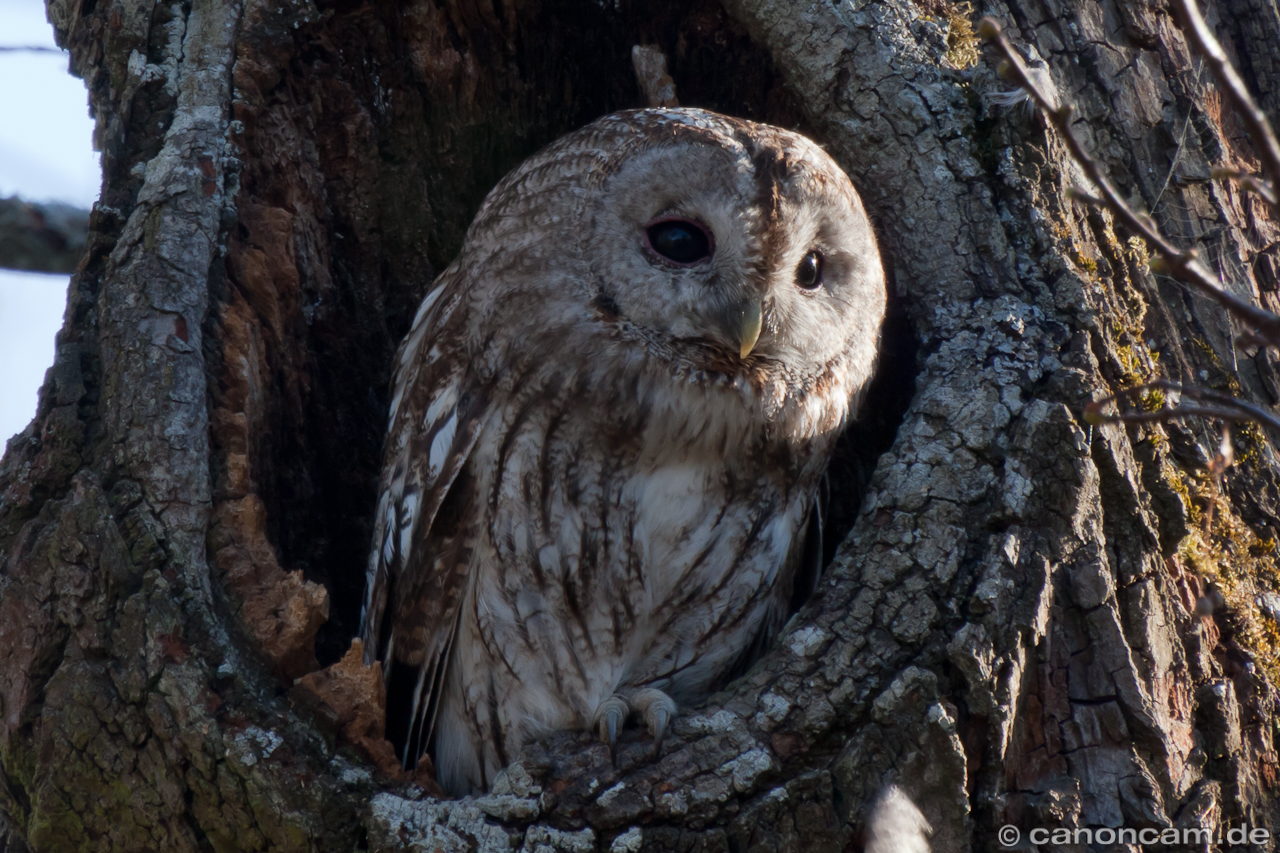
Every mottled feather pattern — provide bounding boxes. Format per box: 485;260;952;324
362;108;885;794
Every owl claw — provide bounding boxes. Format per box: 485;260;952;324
594;696;630;767
650;706;670;754
593;690;676;766
630;688;677;756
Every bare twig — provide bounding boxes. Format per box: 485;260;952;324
0;46;63;54
1153;59;1207;212
1170;0;1280;206
1088;382;1246;533
1211;166;1278;207
979;17;1280;349
0;196;89;274
1204;424;1235;531
979;12;1280;519
1085;381;1280;433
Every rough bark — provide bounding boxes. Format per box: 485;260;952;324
1;0;1279;851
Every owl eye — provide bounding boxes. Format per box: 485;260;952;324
645;219;713;265
795;250;824;290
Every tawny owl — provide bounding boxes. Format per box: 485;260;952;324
360;108;885;795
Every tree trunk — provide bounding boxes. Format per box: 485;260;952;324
2;0;1279;850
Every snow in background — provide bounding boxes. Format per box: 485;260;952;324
0;0;99;455
0;0;99;207
0;271;72;445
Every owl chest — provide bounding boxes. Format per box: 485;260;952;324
459;410;809;717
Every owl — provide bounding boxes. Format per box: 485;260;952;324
360;108;885;795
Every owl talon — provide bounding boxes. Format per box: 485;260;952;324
630;688;677;756
650;706;670;754
594;696;630;767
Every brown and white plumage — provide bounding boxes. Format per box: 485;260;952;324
361;108;885;794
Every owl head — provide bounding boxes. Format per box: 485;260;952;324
460;108;885;436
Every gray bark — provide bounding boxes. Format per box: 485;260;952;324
1;0;1278;851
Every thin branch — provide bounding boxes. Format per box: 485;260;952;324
0;46;63;54
1153;59;1207;213
0;196;89;274
979;17;1280;349
1170;0;1280;207
980;15;1280;452
1210;167;1277;207
1085;380;1280;433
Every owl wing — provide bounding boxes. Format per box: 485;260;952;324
713;475;830;692
360;275;486;764
789;471;829;613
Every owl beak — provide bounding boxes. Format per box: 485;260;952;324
736;297;763;359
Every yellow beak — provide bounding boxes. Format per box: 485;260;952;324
738;297;763;359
